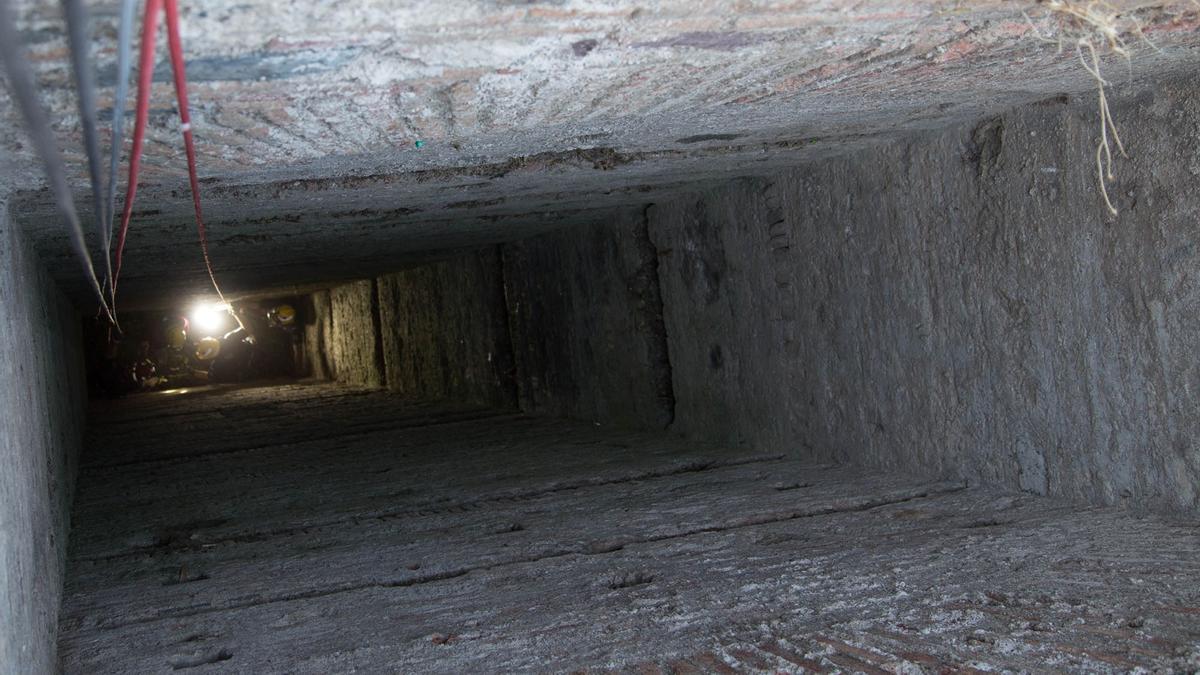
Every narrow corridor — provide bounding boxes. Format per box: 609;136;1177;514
58;383;1200;673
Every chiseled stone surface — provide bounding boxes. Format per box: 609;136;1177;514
327;279;385;388
650;76;1200;513
299;289;333;381
4;1;1200;305
502;210;674;429
377;248;517;407
59;384;1200;673
314;236;672;428
0;202;87;675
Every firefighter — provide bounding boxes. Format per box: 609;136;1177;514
267;303;297;330
153;318;193;384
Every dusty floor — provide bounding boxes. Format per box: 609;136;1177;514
58;383;1200;673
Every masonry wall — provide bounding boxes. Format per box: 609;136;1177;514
501;214;674;430
649;78;1200;513
326;281;385;388
301;290;334;381
377;250;516;406
310;231;675;429
0;203;88;673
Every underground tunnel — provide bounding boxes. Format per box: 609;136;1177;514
2;0;1200;672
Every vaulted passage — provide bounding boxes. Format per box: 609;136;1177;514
4;1;1200;673
57;384;1200;672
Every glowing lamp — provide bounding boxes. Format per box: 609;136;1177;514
191;302;230;334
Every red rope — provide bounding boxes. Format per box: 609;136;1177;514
110;0;233;318
164;0;229;307
110;0;161;306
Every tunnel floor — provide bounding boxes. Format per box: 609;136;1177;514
58;383;1199;673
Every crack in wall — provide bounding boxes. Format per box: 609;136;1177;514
368;278;388;389
638;203;676;429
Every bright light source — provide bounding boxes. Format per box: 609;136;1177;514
191;302;230;334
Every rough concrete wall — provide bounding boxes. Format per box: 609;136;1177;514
301;290;334;380
327;281;384;388
502;213;674;430
330;228;675;423
376;250;516;407
0;202;87;673
650;80;1200;514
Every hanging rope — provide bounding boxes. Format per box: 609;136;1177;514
102;0;137;303
110;0;162;304
62;0;106;277
106;0;242;330
0;0;115;324
164;0;232;311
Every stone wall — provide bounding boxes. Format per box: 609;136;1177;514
0;202;87;673
649;79;1200;513
296;78;1200;514
326;281;385;388
377;250;516;406
301;290;334;381
308;231;675;429
502;213;674;430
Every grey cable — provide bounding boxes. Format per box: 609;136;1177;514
102;0;136;300
63;0;104;252
0;0;115;323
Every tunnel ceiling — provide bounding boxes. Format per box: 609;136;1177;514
2;0;1199;307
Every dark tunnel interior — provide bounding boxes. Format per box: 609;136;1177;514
85;297;308;395
2;1;1200;673
50;218;1200;672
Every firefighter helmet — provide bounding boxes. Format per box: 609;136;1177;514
269;303;296;327
195;336;221;361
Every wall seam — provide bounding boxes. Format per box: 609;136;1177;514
368;279;387;389
489;246;520;409
639;203;676;430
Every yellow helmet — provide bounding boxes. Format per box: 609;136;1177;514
272;303;296;326
195;336;221;361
